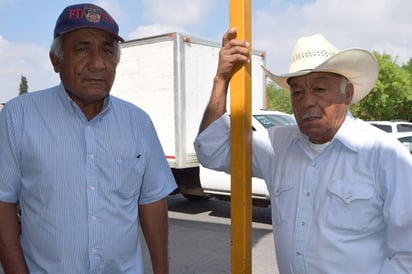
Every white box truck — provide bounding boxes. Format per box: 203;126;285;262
111;32;294;205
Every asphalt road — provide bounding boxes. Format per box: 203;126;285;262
142;194;279;274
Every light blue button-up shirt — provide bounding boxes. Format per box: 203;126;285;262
0;84;177;274
194;113;412;273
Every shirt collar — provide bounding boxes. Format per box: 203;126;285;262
332;112;361;153
56;83;111;120
292;111;360;155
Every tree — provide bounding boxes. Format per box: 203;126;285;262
266;82;292;114
350;52;412;121
19;75;28;95
402;58;412;75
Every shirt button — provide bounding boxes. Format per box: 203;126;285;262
90;186;95;191
89;154;94;159
296;251;301;256
91;248;96;253
301;221;305;226
91;215;97;220
312;162;316;167
306;192;310;197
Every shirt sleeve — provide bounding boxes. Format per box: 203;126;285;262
193;112;274;180
138;118;177;205
379;147;412;273
194;113;232;173
0;103;22;202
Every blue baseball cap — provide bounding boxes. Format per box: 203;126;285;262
54;3;124;42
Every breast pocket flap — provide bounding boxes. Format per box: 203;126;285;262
328;179;374;204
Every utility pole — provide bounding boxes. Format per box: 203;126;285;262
229;0;252;273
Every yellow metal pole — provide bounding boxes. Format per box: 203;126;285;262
229;0;252;273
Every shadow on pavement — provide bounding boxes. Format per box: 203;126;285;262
143;199;276;274
167;194;272;225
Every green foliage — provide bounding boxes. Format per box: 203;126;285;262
19;75;29;95
266;82;293;114
402;58;412;75
350;52;412;122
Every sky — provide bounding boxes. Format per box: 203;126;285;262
0;0;411;103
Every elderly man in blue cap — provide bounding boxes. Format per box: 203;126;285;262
0;3;176;274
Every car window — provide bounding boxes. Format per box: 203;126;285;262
398;136;412;153
253;114;296;129
370;123;392;132
396;123;412;133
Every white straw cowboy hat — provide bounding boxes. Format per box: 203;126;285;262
262;34;379;103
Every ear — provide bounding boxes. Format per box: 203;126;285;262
49;51;61;73
345;82;354;104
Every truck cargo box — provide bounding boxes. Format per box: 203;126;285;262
111;32;272;202
111;32;266;169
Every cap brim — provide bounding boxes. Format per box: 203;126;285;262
262;48;379;104
57;26;125;42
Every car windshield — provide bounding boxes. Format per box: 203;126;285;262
254;114;296;129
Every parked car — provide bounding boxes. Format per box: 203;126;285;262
367;120;412;153
199;110;296;206
398;134;412;154
366;120;412;135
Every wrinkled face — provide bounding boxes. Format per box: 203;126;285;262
289;72;354;144
50;28;118;107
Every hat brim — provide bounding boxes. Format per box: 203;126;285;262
262;48;379;104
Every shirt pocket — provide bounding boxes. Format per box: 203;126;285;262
271;180;295;225
105;155;145;199
326;179;382;232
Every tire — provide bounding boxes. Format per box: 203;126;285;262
182;194;209;202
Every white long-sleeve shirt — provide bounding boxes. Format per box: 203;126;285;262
194;113;412;274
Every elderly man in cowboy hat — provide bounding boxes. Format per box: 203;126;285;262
194;28;412;273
